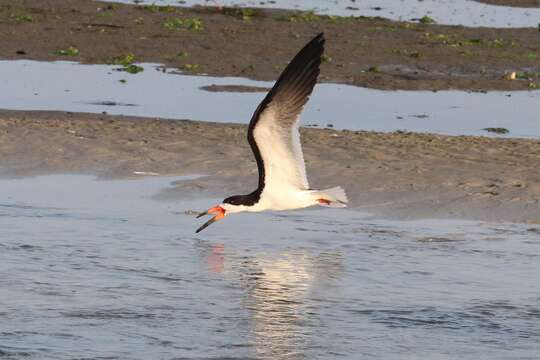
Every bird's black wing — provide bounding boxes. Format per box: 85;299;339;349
247;32;324;193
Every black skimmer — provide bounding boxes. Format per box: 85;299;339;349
196;33;348;233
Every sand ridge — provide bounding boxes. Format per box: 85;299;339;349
1;109;539;223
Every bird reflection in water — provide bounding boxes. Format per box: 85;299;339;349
197;241;344;359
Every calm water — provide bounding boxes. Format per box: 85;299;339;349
1;175;539;359
1;60;539;138
103;0;540;28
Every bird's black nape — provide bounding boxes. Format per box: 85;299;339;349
223;195;243;206
223;190;260;206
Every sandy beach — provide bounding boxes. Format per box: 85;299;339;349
1;0;539;91
1;0;539;222
1;109;539;223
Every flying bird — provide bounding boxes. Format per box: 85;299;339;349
196;33;348;233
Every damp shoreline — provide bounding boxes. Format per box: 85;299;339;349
1;109;539;224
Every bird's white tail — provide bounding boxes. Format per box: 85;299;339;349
313;186;348;208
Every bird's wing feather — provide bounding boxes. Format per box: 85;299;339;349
247;33;324;193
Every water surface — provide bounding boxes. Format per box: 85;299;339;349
1;175;539;359
103;0;540;28
2;60;539;138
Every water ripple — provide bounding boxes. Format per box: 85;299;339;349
1;175;539;359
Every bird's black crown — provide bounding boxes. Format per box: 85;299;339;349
223;195;244;206
223;190;261;206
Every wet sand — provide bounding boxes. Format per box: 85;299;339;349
1;109;539;223
1;0;539;91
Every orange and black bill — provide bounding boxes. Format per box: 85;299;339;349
196;206;225;233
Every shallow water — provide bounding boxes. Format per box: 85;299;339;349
2;60;539;138
103;0;540;28
1;174;539;359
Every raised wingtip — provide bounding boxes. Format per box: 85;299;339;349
313;32;325;46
